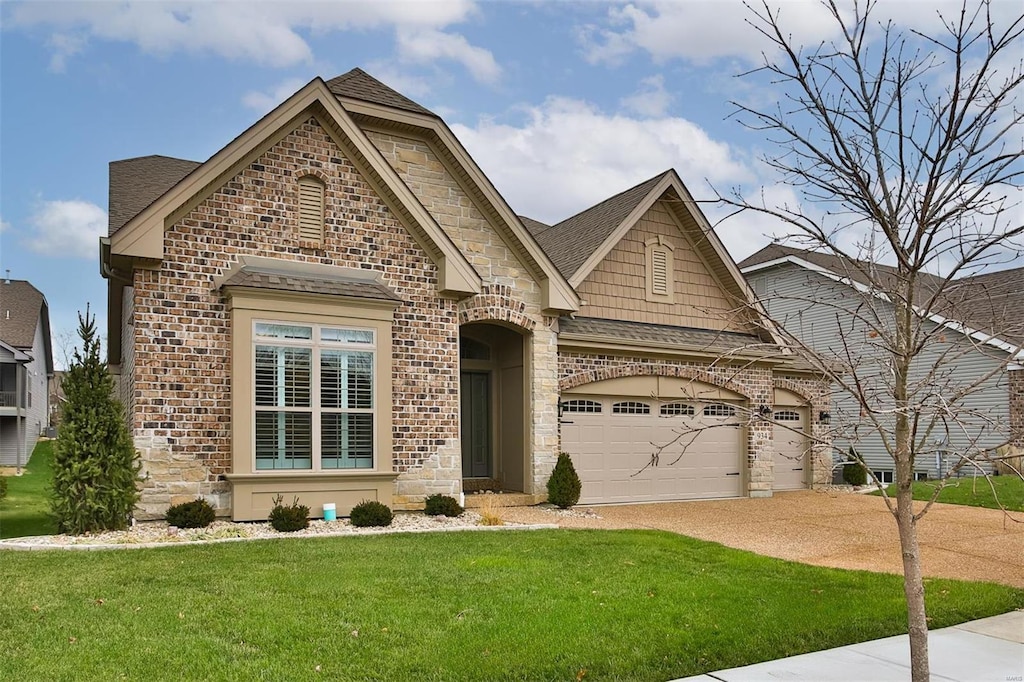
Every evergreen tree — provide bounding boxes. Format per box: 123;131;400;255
51;307;141;534
547;452;582;509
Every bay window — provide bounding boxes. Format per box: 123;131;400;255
254;321;375;470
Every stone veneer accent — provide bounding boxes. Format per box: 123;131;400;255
367;131;560;504
558;352;832;495
1011;369;1024;448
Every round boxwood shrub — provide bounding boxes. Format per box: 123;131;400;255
165;498;216;529
350;500;393;527
547;452;582;509
843;449;868;486
424;493;463;517
268;494;310;532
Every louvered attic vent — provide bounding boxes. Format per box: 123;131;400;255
297;176;325;243
651;248;669;295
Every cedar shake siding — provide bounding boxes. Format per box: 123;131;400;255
576;201;749;333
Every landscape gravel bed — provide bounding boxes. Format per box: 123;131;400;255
0;511;557;550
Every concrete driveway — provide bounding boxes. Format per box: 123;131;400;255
502;490;1024;588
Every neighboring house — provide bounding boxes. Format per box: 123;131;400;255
0;279;54;467
741;244;1024;482
101;69;830;520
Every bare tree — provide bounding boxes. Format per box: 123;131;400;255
711;1;1023;679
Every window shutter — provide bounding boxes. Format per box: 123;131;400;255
297;177;324;242
651;248;669;295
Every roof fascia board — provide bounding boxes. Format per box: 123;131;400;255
345;100;579;313
567;174;674;288
750;255;1024;361
109;78;480;298
556;333;784;365
0;339;31;362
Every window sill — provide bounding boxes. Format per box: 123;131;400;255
226;471;399;483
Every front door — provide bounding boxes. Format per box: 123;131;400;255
461;371;491;478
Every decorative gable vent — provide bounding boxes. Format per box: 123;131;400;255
644;237;675;303
297;176;325;243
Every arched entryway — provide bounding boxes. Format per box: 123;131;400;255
459;322;530;493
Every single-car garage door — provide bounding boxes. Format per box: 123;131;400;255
772;408;808;490
561;396;745;504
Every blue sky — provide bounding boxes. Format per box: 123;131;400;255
1;0;1021;365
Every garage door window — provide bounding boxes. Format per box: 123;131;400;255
562;399;602;414
774;410;800;421
660;403;695;417
613;401;651;415
703;404;736;417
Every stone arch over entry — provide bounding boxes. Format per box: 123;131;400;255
458;284;536;331
773;379;815;405
560;363;753;401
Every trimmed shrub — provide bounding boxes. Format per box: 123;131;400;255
547;452;582;509
350;500;393;527
843;449;868;486
424;493;463;517
268;494;309;532
166;498;216;529
51;308;142;534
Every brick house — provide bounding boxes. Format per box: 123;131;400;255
102;69;830;520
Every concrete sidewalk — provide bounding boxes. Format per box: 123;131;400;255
673;610;1023;682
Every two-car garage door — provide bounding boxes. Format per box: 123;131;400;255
560;387;746;504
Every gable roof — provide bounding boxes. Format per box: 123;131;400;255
325;68;435;118
536;173;668;279
740;244;1024;359
518;216;551;237
0;280;54;374
109;155;201;236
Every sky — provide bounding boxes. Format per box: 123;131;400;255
1;0;1021;366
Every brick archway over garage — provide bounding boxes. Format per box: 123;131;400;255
559;363;753;400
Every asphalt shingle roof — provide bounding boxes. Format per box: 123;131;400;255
0;281;46;349
536;172;670;279
518;216;551;236
559;316;774;356
325;68;435;118
108;155;201;236
221;269;403;303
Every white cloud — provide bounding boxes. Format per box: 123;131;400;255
241;77;311;112
396;27;501;84
8;0;498;79
452;97;755;230
24;200;107;259
0;217;10;233
619;74;672;117
578;0;1024;66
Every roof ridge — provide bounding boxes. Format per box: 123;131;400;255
325;68;435;118
111;154;201;165
552;170;671;229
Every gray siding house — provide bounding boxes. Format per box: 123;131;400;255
741;245;1023;482
0;280;54;467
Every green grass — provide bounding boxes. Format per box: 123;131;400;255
0;440;57;539
871;474;1024;512
1;530;1020;681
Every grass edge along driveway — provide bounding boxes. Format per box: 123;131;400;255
3;529;1021;681
871;474;1024;512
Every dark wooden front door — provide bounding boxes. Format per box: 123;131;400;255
461;371;491;478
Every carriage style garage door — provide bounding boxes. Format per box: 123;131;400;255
772;408;808;490
560;380;746;504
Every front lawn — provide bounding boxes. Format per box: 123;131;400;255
0;440;57;539
2;531;1020;681
871;474;1024;512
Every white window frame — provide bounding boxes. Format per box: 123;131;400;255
253;320;376;472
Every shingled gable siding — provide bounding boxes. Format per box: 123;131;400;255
367;131;561;498
557;351;833;494
128;117;459;518
577;201;750;333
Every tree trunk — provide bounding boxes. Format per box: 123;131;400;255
895;487;929;681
